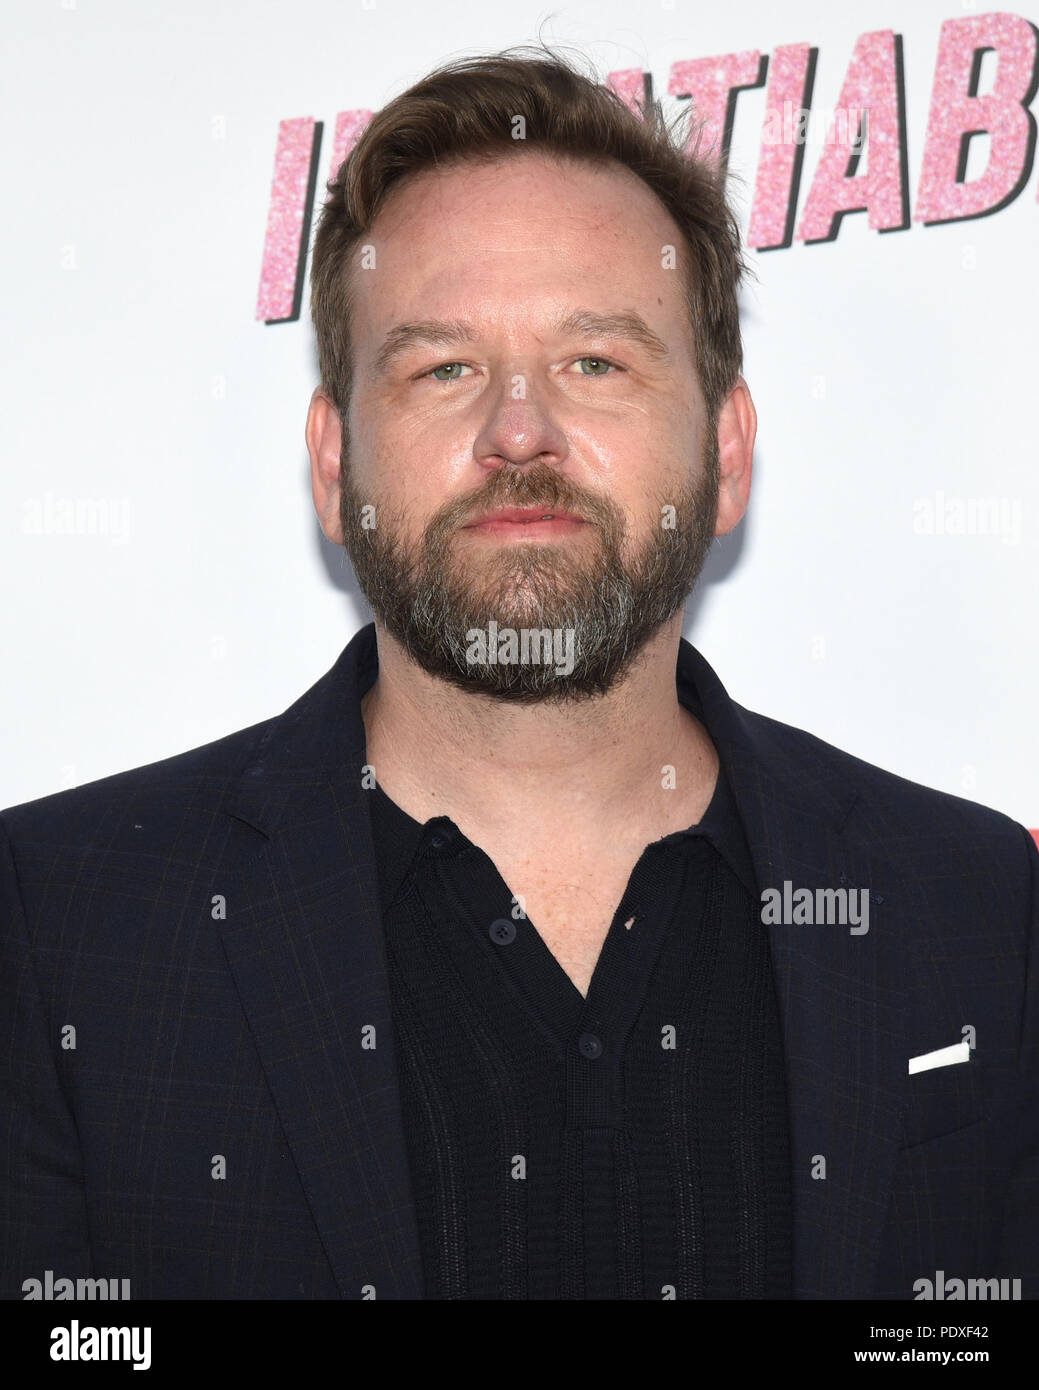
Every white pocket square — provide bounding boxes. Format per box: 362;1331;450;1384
908;1041;971;1074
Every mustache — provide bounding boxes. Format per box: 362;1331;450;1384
442;466;611;531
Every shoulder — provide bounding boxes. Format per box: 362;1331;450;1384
683;639;1029;851
738;700;1028;839
0;716;274;852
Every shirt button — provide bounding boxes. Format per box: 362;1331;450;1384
577;1032;603;1060
489;918;517;945
427;823;455;851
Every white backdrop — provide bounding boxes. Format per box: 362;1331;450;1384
2;0;1036;832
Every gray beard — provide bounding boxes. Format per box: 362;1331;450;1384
338;445;719;705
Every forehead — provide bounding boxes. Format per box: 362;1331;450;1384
352;151;691;342
372;149;677;240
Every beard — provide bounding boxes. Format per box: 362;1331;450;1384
338;433;719;705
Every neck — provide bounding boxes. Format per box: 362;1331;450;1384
360;613;719;849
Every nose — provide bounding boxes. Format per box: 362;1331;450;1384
472;375;569;473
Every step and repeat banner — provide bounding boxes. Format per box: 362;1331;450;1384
2;0;1036;831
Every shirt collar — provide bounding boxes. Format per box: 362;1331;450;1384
363;646;761;912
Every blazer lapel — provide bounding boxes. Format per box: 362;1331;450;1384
679;641;909;1298
215;624;424;1299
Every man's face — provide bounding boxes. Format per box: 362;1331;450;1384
331;150;722;703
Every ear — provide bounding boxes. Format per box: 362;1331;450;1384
305;387;345;544
714;377;756;537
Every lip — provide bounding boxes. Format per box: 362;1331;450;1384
464;506;585;527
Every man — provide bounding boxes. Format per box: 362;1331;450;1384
2;48;1037;1302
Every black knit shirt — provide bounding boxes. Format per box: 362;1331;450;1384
364;689;793;1300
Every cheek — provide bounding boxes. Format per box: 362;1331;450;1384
380;410;480;489
345;420;462;532
344;406;409;492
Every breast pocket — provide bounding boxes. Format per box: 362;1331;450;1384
901;1046;986;1149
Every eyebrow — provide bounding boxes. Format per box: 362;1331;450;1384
372;308;671;376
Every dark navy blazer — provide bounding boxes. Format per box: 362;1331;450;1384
2;622;1037;1299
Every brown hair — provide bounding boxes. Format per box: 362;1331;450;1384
310;42;748;430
